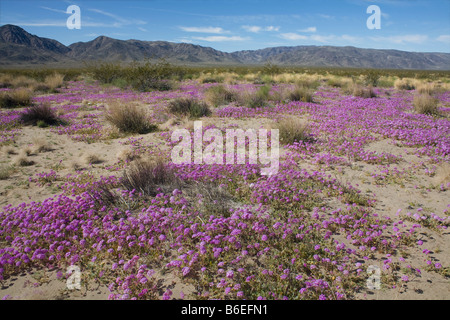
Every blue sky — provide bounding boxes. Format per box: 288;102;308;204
1;0;449;53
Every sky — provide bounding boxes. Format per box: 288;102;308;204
0;0;449;53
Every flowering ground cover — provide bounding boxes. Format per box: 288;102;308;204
0;78;449;300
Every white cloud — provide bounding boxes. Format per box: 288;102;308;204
437;35;450;43
180;26;228;34
279;33;308;40
370;34;428;44
88;8;146;26
242;25;280;33
192;36;247;42
280;32;361;44
242;26;262;33
40;6;67;14
299;27;317;33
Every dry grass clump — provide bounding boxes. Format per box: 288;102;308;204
204;85;238;107
413;94;440;116
106;102;157;134
432;163;450;187
168;97;212;118
116;148;140;162
0;88;33;108
20;103;60;126
0;73;14;88
121;159;182;196
235;85;272;108
14;151;34;167
82;153;103;165
0;165;14;180
349;84;377;98
327;76;352;88
9;75;37;88
44;73;64;91
32;137;53;153
282;85;315;103
275;117;312;145
394;78;416;91
1;146;17;155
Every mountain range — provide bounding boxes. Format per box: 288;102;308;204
1;24;449;70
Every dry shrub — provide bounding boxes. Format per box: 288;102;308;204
1;146;16;155
0;165;14;180
83;153;103;165
10;75;36;88
106;102;157;134
350;84;377;98
14;153;34;167
0;88;33;108
275;117;312;145
168;97;211;118
282;85;315;102
121;159;182;196
20;103;59;126
0;74;14;88
413;94;440;116
44;73;64;91
394;78;416;91
32;137;52;153
204;85;238;107
116;148;140;162
327;77;352;88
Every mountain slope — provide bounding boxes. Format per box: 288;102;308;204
1;24;450;70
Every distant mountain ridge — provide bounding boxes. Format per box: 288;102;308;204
1;24;450;70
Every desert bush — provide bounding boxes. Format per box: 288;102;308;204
83;153;103;165
275;117;312;145
376;76;395;88
14;154;34;167
20;103;60;126
121;159;182;197
283;85;315;102
0;74;14;88
395;78;416;90
32;137;52;153
327;77;352;88
105;102;157;134
364;70;381;87
168;97;211;118
413;94;440;116
0;88;33;108
236;85;272;108
349;84;377;98
204;85;238;107
432;162;450;187
0;165;14;180
43;73;64;91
